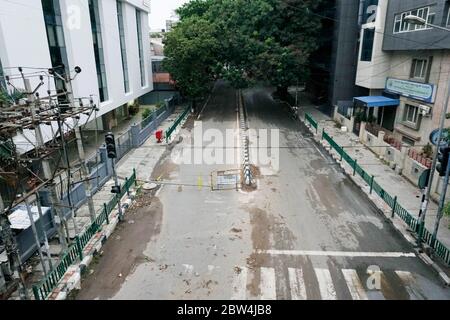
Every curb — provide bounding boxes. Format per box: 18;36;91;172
301;117;450;287
46;189;138;300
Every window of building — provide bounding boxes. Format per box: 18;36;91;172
401;136;415;146
0;58;6;91
117;1;129;93
41;0;70;102
393;6;434;34
410;58;432;81
136;10;146;87
402;104;421;129
360;28;375;62
447;5;450;27
89;0;108;102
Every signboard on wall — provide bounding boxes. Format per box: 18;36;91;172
385;78;437;103
363;0;378;24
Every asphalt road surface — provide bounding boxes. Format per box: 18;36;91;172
76;82;450;300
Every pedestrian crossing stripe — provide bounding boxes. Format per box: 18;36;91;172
232;266;418;300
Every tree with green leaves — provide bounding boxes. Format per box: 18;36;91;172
163;15;220;110
164;0;323;102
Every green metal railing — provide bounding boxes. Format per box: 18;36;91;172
32;169;137;300
305;113;318;134
314;119;450;266
165;106;190;143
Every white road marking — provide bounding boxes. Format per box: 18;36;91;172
231;266;247;300
256;249;416;258
315;268;337;300
342;269;368;300
288;268;307;300
260;267;277;300
182;264;194;274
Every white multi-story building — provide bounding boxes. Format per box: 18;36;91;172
0;0;153;150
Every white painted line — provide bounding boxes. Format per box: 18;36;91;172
314;268;336;300
288;268;307;300
315;268;337;300
342;269;368;300
256;249;416;258
182;264;194;275
260;267;277;300
231;266;247;300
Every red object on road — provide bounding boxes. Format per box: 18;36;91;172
155;129;163;143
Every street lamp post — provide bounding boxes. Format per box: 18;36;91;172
403;15;450;246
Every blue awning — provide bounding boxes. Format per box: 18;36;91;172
353;96;400;107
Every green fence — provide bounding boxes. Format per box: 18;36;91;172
312;118;450;266
165;106;190;143
305;113;318;134
32;169;137;300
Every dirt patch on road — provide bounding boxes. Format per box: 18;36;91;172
74;191;163;300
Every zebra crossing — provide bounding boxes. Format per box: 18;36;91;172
230;265;419;300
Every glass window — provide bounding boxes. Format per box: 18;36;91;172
0;58;6;91
41;0;70;105
410;58;431;81
402;136;415;146
117;1;129;93
136;10;146;87
360;28;375;62
447;7;450;26
89;0;108;102
403;104;420;127
393;6;434;34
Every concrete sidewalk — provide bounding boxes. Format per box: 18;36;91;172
298;103;450;255
72;105;187;235
15;105;188;300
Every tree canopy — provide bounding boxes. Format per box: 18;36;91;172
163;0;323;99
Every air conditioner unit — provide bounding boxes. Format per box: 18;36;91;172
419;104;431;116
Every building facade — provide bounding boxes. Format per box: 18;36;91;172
0;0;153;134
354;0;450;147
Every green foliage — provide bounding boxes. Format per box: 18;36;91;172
165;0;323;97
443;202;450;219
163;16;220;99
0;89;25;106
422;143;433;158
156;101;165;109
142;108;152;120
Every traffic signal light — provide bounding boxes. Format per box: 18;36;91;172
111;185;121;194
436;146;450;176
105;132;117;159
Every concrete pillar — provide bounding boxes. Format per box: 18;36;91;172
377;131;385;157
333;105;338;121
130;123;141;148
398;146;408;173
359;122;366;143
